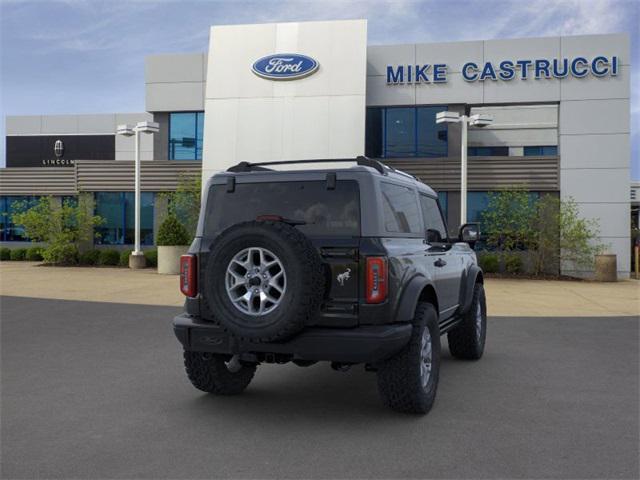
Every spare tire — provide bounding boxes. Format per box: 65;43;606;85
203;221;325;342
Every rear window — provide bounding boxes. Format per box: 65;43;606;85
204;180;360;237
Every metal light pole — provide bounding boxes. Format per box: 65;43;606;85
436;111;492;225
116;121;159;268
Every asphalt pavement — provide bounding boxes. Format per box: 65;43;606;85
1;296;638;479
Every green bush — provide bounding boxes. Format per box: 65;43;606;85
10;248;27;261
478;253;499;273
504;253;523;275
0;248;10;261
26;246;43;261
11;195;103;265
42;244;79;265
157;214;190;246
144;249;158;268
98;249;120;266
79;249;101;265
119;250;132;267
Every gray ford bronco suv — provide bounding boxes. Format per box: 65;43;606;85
173;157;486;414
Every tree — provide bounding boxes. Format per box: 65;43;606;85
161;174;201;237
481;187;536;252
11;195;103;265
557;197;605;271
528;195;605;276
482;189;605;277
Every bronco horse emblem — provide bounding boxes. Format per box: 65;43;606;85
336;268;351;286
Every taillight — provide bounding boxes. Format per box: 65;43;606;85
366;257;388;304
180;254;197;297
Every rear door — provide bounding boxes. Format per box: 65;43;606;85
203;178;361;319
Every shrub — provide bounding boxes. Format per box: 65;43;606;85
0;248;10;261
42;244;79;265
157;214;190;246
478;253;499;273
10;248;27;261
119;250;132;267
79;249;101;266
11;195;103;265
98;249;120;266
26;246;43;261
144;249;158;267
504;253;523;275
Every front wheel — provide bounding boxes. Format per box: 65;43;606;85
448;282;487;360
183;351;256;395
376;303;441;414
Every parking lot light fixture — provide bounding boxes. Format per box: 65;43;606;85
116;121;159;268
436;111;493;224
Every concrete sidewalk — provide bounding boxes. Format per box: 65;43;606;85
0;261;638;316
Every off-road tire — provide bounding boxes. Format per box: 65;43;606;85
448;282;487;360
184;351;256;395
203;221;325;342
376;303;440;414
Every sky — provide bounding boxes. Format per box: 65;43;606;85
1;0;638;177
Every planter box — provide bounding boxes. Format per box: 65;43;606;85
594;254;617;282
157;245;188;275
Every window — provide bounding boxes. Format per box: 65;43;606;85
366;107;448;158
467;192;491;225
419;195;447;243
468;146;509;156
380;183;422;234
0;196;40;241
524;146;558;156
385;108;415;157
169;112;204;160
204;181;360;238
467;191;541;226
95;192;154;245
437;191;448;219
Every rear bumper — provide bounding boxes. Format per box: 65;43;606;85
173;314;412;364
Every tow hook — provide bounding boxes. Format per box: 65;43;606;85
331;362;351;372
225;355;243;373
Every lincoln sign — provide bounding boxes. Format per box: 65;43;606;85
386;55;620;84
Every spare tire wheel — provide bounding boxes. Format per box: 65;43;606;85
204;221;325;342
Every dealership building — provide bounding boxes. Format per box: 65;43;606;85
0;20;632;277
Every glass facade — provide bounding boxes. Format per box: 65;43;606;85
524;145;558;156
365;107;448;158
0;196;40;241
94;192;154;245
168;112;204;160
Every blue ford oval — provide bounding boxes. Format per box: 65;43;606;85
252;53;319;80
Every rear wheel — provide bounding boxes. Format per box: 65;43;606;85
376;303;440;414
448;282;487;360
183;351;256;395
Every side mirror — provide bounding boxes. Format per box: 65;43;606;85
459;223;480;246
425;228;443;244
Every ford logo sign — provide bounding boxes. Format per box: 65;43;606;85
252;53;319;80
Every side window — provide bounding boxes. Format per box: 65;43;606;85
380;183;422;234
419;194;448;243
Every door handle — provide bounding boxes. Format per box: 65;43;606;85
434;258;447;267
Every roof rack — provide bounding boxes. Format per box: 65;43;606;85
226;156;387;175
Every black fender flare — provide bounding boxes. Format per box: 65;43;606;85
395;275;438;323
458;265;483;315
